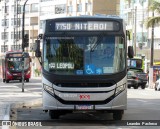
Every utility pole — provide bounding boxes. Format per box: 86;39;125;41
22;0;29;92
150;11;154;67
134;6;137;56
149;11;155;89
141;1;144;50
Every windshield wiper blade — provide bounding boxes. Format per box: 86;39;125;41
90;37;102;52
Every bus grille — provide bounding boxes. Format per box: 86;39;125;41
57;82;114;87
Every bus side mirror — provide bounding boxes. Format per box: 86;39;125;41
34;40;41;57
128;46;134;58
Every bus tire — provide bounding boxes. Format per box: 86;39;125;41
113;110;123;120
26;79;29;82
6;80;9;83
128;86;131;89
3;79;5;83
19;79;22;82
134;86;138;89
49;110;60;119
141;85;145;89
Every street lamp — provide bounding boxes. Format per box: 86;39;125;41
21;0;29;92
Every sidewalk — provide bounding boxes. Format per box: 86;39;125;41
0;79;42;121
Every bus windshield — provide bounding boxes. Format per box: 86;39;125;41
7;57;30;72
43;35;125;75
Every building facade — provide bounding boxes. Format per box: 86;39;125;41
0;0;39;54
123;0;160;64
0;0;121;76
39;0;120;32
0;0;40;76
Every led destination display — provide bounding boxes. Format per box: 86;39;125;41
55;21;119;31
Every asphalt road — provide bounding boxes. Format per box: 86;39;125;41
2;79;160;128
15;88;160;120
14;86;160;128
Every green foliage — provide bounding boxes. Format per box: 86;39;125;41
34;68;41;76
145;0;160;28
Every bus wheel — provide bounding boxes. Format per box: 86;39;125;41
49;110;60;119
141;85;146;89
26;79;29;82
19;79;22;82
6;80;9;83
134;86;138;89
113;110;123;120
3;79;5;83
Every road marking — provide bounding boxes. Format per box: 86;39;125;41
136;99;147;103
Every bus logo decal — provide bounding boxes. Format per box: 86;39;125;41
79;94;90;100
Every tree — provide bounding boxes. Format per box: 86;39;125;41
146;0;160;28
145;0;160;67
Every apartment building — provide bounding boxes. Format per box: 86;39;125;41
39;0;120;32
0;0;121;54
0;0;121;76
123;0;160;63
0;0;40;76
0;0;39;54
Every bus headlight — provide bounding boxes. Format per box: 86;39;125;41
43;84;54;95
115;84;126;95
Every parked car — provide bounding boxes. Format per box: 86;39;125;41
155;78;160;91
127;70;138;89
127;69;147;89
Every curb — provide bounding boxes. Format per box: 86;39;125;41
9;98;42;120
10;98;42;109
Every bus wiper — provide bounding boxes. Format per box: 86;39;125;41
90;37;102;52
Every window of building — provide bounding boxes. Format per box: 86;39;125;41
17;5;22;14
31;3;38;12
68;5;73;13
11;45;21;51
25;4;29;13
86;2;92;12
2;19;9;27
1;32;9;40
5;6;9;14
77;4;82;12
1;45;8;53
11;32;14;39
11;32;21;40
11;18;21;26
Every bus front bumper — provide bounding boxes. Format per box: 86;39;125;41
43;89;127;111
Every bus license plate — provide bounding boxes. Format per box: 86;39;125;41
76;105;93;110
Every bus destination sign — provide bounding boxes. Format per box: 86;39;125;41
55;21;119;31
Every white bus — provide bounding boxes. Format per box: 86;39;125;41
35;16;133;120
